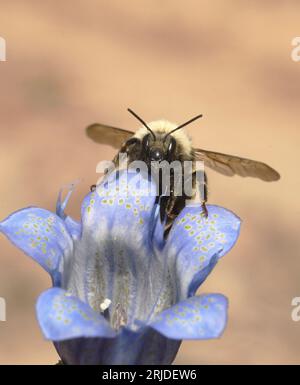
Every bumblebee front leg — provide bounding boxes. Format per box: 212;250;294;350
90;137;141;193
201;172;208;217
193;170;208;217
89;160;115;192
89;158;116;192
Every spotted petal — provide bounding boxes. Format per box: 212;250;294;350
0;208;73;285
65;170;171;328
165;204;241;298
150;294;228;340
36;288;116;341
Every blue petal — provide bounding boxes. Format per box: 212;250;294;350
150;294;228;340
0;208;73;285
36;288;115;341
71;170;170;328
56;182;81;240
55;327;181;364
164;204;241;297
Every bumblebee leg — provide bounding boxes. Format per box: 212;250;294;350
163;194;187;238
199;171;208;217
159;195;170;223
201;201;208;218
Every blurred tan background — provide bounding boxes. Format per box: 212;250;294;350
0;0;299;364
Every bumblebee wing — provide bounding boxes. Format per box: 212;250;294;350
86;123;134;149
194;148;280;181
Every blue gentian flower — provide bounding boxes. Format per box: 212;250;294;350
0;171;240;365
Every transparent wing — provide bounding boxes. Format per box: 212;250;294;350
194;148;280;181
86;123;134;149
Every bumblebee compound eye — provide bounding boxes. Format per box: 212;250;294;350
166;136;176;159
142;133;151;152
125;137;141;147
120;137;141;158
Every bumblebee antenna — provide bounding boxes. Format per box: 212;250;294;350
127;108;156;140
164;114;203;139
